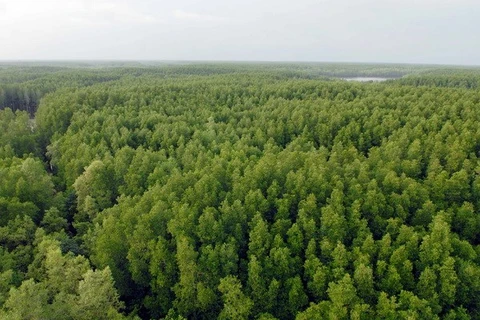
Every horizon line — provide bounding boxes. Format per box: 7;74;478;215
0;59;479;68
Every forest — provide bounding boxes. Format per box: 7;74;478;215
1;61;480;319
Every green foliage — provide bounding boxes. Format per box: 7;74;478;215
2;63;480;319
0;108;37;157
1;239;125;319
0;157;54;224
218;275;253;320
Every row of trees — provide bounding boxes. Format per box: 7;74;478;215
2;62;459;116
1;64;480;319
397;69;480;89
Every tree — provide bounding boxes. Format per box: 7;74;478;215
73;159;115;224
72;267;124;320
327;274;359;318
218;275;253;320
3;279;49;319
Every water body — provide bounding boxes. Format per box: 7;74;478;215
343;77;391;82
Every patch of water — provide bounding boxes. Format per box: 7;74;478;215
343;77;391;82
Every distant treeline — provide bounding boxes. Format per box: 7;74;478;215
3;62;477;116
397;69;480;89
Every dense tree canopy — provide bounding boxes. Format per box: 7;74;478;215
1;62;480;319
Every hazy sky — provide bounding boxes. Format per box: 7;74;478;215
0;0;478;65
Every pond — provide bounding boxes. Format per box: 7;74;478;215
343;77;392;82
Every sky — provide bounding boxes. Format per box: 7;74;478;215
0;0;478;65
